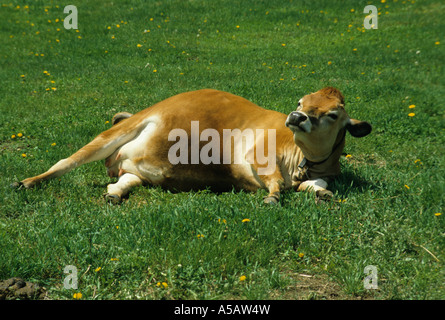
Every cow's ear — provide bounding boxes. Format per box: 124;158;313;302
346;119;372;137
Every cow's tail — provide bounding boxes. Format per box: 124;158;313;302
13;111;150;189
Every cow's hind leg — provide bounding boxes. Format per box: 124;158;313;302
12;115;148;189
104;173;143;204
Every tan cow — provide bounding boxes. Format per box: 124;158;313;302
13;87;371;204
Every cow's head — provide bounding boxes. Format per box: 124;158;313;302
285;87;371;162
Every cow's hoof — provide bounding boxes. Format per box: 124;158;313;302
315;190;334;203
10;181;23;189
104;193;122;204
263;196;279;205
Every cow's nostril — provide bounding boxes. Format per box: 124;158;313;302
296;114;307;123
289;112;308;124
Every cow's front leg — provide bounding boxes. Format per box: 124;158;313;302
261;172;285;205
297;178;333;201
104;173;143;204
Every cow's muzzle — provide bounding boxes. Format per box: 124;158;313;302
285;111;311;133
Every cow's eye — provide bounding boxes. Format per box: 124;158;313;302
327;113;338;120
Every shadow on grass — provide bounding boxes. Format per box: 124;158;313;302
329;167;379;199
88;166;379;206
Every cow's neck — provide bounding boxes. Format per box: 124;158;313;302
293;129;346;181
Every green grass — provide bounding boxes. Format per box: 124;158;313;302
0;0;444;300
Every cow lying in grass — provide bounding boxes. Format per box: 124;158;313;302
13;87;371;204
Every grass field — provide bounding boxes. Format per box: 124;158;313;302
0;0;444;300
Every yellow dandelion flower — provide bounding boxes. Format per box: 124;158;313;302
242;218;250;223
17;133;23;137
116;24;120;28
137;44;142;47
236;25;240;29
350;9;355;12
345;154;352;158
51;142;56;146
22;153;27;158
281;43;286;47
73;292;82;299
328;61;332;65
21;74;25;78
353;48;357;51
153;69;157;73
95;267;101;272
11;134;16;139
110;258;119;261
404;185;410;189
239;275;246;281
435;41;440;45
409;104;415;109
408;113;415;117
434;213;442;217
298;252;304;258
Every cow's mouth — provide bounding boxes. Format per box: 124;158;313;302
285;121;306;133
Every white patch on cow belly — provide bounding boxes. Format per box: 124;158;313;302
115;116;166;183
299;178;328;192
135;163;165;184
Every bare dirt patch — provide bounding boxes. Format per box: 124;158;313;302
276;272;372;300
0;278;46;300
